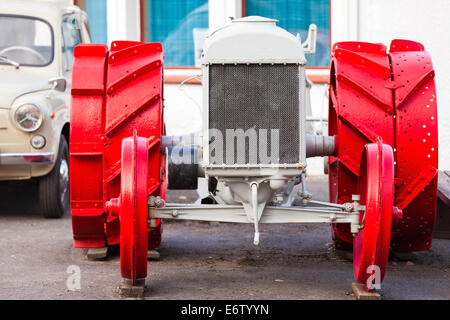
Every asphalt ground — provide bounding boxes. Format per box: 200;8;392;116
0;176;449;300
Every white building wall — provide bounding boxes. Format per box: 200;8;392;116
208;0;241;34
106;0;140;45
332;0;450;170
164;84;203;136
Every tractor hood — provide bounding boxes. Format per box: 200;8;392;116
202;16;306;65
0;70;50;109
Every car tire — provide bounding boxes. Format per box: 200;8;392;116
39;135;70;219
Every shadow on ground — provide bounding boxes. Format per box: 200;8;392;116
0;176;449;299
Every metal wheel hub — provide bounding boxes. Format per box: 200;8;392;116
59;159;69;204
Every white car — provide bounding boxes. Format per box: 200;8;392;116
0;0;91;218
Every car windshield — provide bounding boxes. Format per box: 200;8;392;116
0;15;54;67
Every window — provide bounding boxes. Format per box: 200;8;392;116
76;0;107;44
142;0;209;67
61;15;81;76
245;0;330;66
0;15;54;67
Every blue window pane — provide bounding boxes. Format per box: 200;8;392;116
85;0;107;44
148;0;208;66
246;0;330;66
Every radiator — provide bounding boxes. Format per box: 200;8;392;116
208;64;302;165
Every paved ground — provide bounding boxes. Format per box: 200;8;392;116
0;176;449;300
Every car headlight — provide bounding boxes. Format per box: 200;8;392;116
14;103;43;132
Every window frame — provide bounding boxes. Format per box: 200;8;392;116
241;0;332;72
61;13;82;77
140;0;209;68
78;12;92;44
75;0;107;44
143;0;331;84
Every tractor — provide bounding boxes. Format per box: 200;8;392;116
69;17;438;293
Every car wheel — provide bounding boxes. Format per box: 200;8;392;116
39;135;69;219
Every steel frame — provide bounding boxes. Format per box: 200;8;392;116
151;203;361;226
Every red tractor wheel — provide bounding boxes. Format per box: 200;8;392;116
107;133;149;284
329;40;438;253
70;41;165;250
353;141;393;289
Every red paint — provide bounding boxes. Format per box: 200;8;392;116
376;142;394;283
165;74;202;84
307;74;329;83
353;142;393;289
70;41;165;250
107;133;149;283
389;39;438;252
328;40;438;253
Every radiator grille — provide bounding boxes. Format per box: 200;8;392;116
208;64;300;165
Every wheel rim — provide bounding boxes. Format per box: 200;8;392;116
120;133;149;284
353;142;394;290
353;144;381;286
376;143;394;282
59;158;69;205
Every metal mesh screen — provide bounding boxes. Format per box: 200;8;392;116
208;64;300;165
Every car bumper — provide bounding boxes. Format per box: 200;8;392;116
0;152;55;166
